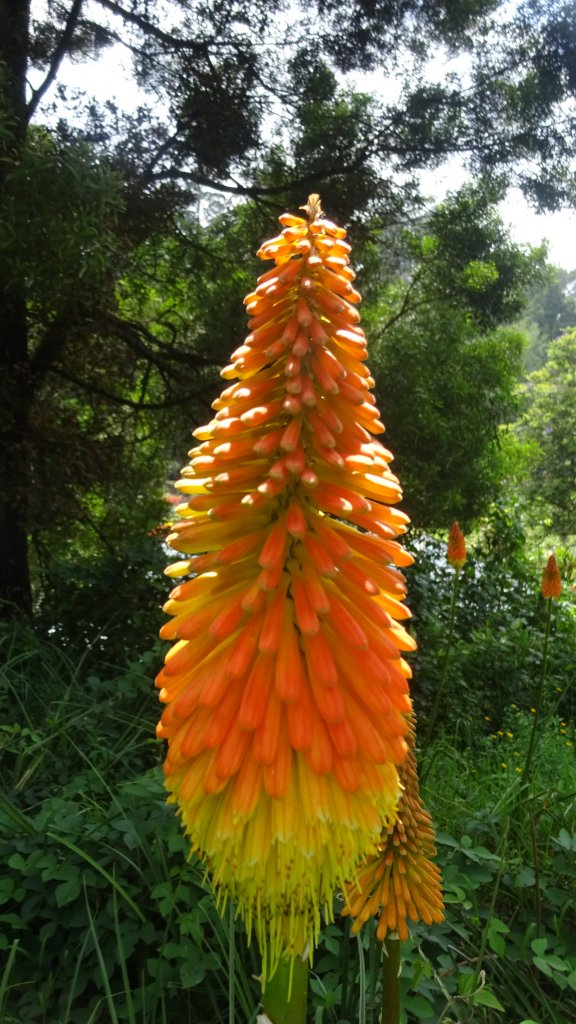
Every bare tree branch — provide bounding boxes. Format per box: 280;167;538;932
95;0;208;53
148;152;372;197
27;0;84;118
50;364;211;410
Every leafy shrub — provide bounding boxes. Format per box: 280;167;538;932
2;527;575;1023
0;622;262;1023
407;525;576;737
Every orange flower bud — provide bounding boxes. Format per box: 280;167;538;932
541;553;561;600
447;521;466;571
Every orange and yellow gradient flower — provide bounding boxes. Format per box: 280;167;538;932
156;195;416;974
344;715;444;941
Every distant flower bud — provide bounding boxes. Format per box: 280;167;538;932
447;521;466;572
541;554;561;600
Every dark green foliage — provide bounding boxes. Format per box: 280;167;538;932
33;537;169;663
315;0;501;72
375;319;526;527
420;183;546;328
358;183;544;527
0;623;260;1023
1;534;575;1022
0;129;122;309
3;0;576;615
407;522;576;731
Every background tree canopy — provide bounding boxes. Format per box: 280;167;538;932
1;0;576;616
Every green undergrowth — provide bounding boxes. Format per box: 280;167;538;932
1;557;575;1022
407;526;576;735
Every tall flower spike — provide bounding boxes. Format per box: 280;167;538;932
541;553;561;600
156;196;416;977
447;521;466;572
343;715;444;941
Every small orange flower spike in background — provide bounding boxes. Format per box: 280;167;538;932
344;715;444;942
447;521;466;572
156;195;417;977
541;553;561;600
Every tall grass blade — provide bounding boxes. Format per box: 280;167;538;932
0;939;19;1018
84;883;121;1024
357;934;366;1024
112;870;137;1024
48;831;146;922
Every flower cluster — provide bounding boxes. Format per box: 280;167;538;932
156;196;417;973
344;715;444;941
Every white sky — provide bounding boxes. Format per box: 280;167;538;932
498;192;576;271
419;162;576;271
30;38;576;272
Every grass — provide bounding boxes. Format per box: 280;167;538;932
0;565;575;1023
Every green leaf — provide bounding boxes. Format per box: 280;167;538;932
443;883;467;903
488;917;510;934
472;987;505;1011
487;928;506;957
0;879;15;905
514;866;536;887
0;794;38;836
487;916;509;956
533;957;553;977
55;876;82;907
554;828;576;852
542;955;570;972
180;960;206;988
458;973;477;997
403;994;435;1019
0;913;25;930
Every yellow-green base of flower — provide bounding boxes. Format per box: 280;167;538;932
166;753;399;978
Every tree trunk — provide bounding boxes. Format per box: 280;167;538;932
0;0;33;617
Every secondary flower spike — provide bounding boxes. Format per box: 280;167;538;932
343;715;444;941
541;553;561;599
156;195;416;975
447;521;466;572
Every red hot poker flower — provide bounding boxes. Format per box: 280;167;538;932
541;553;561;600
344;714;444;942
447;521;466;572
156;195;416;976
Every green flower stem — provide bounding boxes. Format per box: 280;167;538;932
421;572;461;781
381;938;401;1024
522;597;553;784
339;916;352;1017
262;954;308;1024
